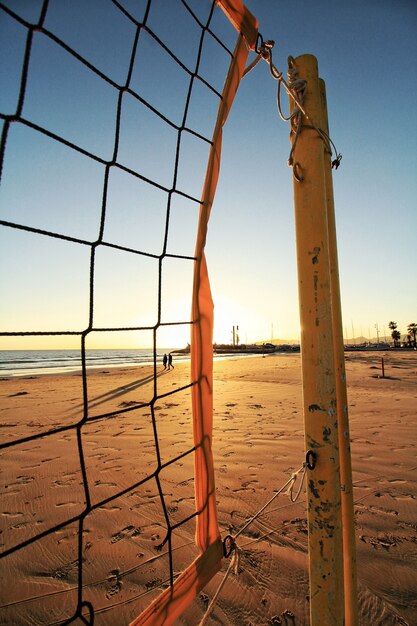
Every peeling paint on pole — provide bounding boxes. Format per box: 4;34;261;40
289;54;344;625
319;78;358;625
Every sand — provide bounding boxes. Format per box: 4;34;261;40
0;351;416;625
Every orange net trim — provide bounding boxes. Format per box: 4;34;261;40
131;2;257;624
217;0;258;50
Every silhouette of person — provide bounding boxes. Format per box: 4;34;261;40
168;353;174;370
163;354;168;369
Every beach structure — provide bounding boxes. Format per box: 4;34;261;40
288;54;357;625
1;1;356;624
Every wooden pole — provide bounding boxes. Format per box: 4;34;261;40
288;54;344;625
320;79;358;626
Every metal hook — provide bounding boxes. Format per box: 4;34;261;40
305;449;317;470
223;534;235;558
292;161;304;182
255;32;264;54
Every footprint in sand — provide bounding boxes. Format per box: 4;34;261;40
145;577;163;590
233;485;256;493
360;534;401;550
11;521;29;529
199;592;210;609
178;478;194;487
94;480;117;487
356;502;399;517
21;463;41;471
9;475;35;487
242;480;259;488
270;609;296;625
398;520;417;532
51;559;80;581
53;478;73;487
2;511;24;518
177;496;194;505
97;504;121;512
110;525;142;543
106;569;122;599
118;400;141;407
2;488;20;496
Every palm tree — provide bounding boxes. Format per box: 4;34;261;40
407;323;417;348
388;321;398;346
392;330;401;347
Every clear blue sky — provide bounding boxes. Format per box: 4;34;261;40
1;0;416;348
207;0;417;344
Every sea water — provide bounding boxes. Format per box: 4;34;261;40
0;347;268;378
0;349;179;377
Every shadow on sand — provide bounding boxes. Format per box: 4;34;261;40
68;369;170;413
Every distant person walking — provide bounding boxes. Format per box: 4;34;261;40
163;354;168;369
168;353;174;370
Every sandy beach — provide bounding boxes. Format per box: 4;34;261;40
1;351;416;625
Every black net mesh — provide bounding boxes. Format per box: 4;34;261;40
0;1;238;623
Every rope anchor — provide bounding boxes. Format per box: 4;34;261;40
244;37;342;181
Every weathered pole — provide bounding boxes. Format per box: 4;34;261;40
320;79;358;626
288;54;344;625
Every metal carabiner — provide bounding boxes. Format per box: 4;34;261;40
255;32;264;55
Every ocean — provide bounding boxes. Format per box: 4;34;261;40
0;349;186;378
0;347;269;378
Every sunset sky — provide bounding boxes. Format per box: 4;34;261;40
1;0;416;350
207;0;417;345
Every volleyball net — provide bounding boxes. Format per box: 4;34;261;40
0;0;258;624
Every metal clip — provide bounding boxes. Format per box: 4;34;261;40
305;449;317;470
223;534;235;558
255;32;264;54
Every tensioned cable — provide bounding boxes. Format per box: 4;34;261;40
3;449;411;616
198;462;307;625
